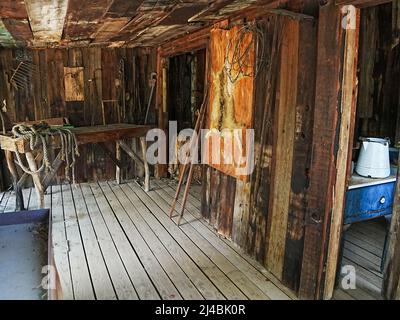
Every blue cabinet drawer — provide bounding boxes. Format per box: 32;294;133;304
344;181;396;224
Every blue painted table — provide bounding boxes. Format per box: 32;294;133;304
344;168;397;225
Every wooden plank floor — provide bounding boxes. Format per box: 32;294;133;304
0;179;296;300
333;218;387;300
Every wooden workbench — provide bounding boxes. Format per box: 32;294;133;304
0;124;153;209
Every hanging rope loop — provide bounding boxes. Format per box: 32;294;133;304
224;22;266;84
11;123;80;183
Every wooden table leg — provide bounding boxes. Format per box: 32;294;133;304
42;151;64;192
5;151;25;211
140;137;150;192
116;141;121;184
17;152;43;189
25;151;45;208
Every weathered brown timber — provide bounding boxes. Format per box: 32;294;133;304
335;0;392;7
247;15;283;263
324;10;360;300
282;18;317;292
1;19;33;44
357;6;378;122
298;1;345;300
266;18;300;279
217;173;237;238
383;151;400;300
0;1;29;19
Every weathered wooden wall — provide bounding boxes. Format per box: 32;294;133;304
201;14;318;295
0;47;156;186
355;3;400;145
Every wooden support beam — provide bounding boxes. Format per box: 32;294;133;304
155;53;168;178
118;140;144;168
25;151;44;208
5;151;24;211
17;152;43;188
383;151;400;300
335;0;392;8
140;137;150;192
323;9;360;300
96;142;126;170
115;141;122;185
42;151;64;190
159;26;211;58
267;9;315;20
298;0;345;300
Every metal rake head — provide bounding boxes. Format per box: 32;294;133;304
10;60;38;90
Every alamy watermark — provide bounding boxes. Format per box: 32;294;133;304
342;5;357;30
145;121;255;176
341;265;357;290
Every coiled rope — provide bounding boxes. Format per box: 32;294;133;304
11;123;80;183
224;22;265;84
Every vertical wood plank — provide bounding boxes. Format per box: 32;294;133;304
324;10;360;300
266;18;299;279
383;153;400;299
217;173;236;238
247;15;283;262
232;179;251;247
299;1;345;300
282;18;317;292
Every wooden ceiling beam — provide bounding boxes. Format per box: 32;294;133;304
64;0;113;41
104;0;144;18
92;18;130;43
25;0;69;44
335;0;392;8
0;1;28;19
108;0;180;44
188;0;261;22
0;0;292;48
2;18;33;44
0;19;19;47
159;4;209;26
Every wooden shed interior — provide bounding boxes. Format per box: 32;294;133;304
0;0;400;301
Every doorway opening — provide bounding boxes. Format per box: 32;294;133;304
335;2;400;300
166;49;206;182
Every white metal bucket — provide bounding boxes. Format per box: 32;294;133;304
355;137;391;178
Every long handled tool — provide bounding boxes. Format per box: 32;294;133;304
169;87;209;221
177;106;207;226
144;72;157;125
